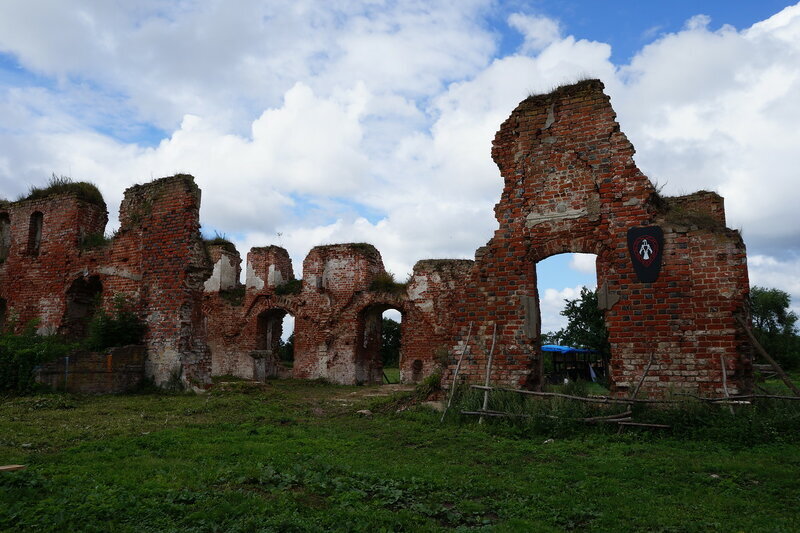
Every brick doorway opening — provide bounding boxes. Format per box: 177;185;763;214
255;308;294;377
356;304;404;385
534;253;608;389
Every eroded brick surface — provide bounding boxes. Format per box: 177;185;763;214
1;80;753;396
0;175;212;389
203;244;468;385
443;80;751;396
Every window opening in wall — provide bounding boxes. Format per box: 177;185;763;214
27;211;43;256
536;253;608;391
0;213;10;262
61;276;102;340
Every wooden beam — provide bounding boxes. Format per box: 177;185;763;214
736;315;800;397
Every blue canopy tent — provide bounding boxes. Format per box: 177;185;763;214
540;344;604;383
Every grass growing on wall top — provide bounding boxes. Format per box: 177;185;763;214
18;174;106;209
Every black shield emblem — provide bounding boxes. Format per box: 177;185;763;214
627;226;663;283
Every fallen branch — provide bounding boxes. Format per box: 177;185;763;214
616;421;670;429
472;385;800;405
460;409;632;423
469;385;679;404
0;465;27;472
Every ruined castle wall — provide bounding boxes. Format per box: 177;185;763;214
0;175;213;389
202;243;471;385
0;196;108;333
446;80;751;396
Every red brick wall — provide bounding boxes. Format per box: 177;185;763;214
444;79;751;397
0;174;213;389
203;244;471;385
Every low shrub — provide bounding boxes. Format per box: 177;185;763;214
84;295;146;351
0;322;75;394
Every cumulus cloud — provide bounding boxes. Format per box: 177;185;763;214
540;286;585;333
0;1;798;307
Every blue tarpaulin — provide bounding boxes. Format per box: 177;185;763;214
541;344;598;354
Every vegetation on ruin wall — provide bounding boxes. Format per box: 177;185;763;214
0;297;145;393
2;380;800;531
203;234;237;255
369;271;407;294
16;174;106;210
275;279;302;295
84;296;146;351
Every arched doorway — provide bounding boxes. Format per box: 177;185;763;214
254;307;294;380
356;304;404;385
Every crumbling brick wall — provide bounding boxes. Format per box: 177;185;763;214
203;243;469;385
444;79;751;396
0;174;212;389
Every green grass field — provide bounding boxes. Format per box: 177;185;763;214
2;380;800;532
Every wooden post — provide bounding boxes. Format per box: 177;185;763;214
736;316;800;397
440;322;473;422
479;323;498;425
720;355;735;415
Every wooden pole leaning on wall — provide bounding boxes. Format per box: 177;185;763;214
720;355;735;415
478;323;498;425
440;322;473;423
735;315;800;397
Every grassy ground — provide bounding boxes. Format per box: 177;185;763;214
2;380;800;532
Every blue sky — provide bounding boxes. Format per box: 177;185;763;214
1;1;798;332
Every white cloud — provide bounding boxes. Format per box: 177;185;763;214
748;254;800;315
508;13;561;52
569;254;597;274
0;2;798;311
540;286;585;333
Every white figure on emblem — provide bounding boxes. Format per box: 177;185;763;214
639;239;653;261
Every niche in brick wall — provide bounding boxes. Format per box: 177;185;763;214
61;275;103;340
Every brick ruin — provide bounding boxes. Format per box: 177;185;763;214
0;79;752;395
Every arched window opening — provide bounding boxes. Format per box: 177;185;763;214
536;253;608;390
27;211;43;256
61;276;103;340
0;213;10;262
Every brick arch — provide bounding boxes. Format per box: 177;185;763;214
244;294;300;320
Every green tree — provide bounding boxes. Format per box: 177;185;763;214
278;333;294;363
545;287;610;358
380;317;401;367
750;286;799;369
